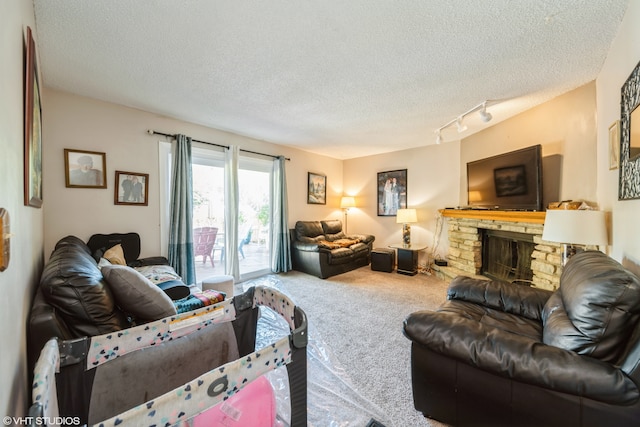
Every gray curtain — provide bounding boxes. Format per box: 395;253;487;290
224;145;240;281
168;134;196;285
270;156;292;272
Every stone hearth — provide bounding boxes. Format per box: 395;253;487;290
433;210;563;291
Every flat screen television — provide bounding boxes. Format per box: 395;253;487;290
466;145;543;211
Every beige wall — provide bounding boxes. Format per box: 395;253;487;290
344;142;461;264
596;0;640;262
42;89;345;258
461;83;597;205
0;0;45;417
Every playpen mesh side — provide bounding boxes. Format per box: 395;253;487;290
30;286;308;427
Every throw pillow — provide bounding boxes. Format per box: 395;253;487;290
103;244;126;265
102;265;177;321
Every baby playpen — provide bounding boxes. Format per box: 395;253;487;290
28;286;308;426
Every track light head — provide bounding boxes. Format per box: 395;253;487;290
435;130;442;144
479;103;493;122
456;117;467;133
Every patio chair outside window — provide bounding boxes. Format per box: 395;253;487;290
193;227;218;266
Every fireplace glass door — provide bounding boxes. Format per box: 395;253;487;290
482;229;534;284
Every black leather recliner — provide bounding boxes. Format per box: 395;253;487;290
290;219;375;279
403;251;640;427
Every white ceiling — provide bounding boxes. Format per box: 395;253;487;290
33;0;628;160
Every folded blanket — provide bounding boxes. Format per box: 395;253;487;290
134;265;190;300
318;238;360;249
174;289;226;314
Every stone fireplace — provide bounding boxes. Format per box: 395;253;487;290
434;210;563;291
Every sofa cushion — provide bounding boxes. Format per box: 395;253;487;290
295;221;324;240
327;247;355;264
543;251;640;362
40;236;130;337
102;265;177;321
439;299;543;341
321;219;343;236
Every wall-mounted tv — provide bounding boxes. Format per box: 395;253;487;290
466;145;543;211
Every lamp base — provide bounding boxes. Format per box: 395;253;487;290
561;244;584;266
402;223;411;246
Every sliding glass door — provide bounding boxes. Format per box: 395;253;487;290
190;147;271;283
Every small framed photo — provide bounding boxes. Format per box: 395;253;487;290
609;120;620;170
64;149;107;188
308;172;326;204
115;171;149;206
377;169;407;216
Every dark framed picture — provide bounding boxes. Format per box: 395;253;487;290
619;58;640;200
24;26;43;208
307;172;326;204
64;149;107;188
115;171;149;206
377;169;407;216
494;165;527;197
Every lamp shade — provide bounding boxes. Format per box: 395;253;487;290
340;196;356;209
541;210;608;246
396;208;417;224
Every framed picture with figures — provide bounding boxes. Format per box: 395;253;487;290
114;171;149;206
377;169;407;216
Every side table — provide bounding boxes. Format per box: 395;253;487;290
389;243;427;276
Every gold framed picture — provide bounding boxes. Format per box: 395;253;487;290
64;149;107;188
24;27;43;207
609;120;620;170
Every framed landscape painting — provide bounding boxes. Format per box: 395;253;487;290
377;169;407;216
307;172;326;204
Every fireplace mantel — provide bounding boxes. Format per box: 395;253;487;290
440;209;546;224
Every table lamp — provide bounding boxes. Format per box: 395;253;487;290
340;196;356;233
396;208;417;246
541;209;608;265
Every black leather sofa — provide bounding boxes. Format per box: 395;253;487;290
403;251;640;427
290;219;375;279
28;234;190;370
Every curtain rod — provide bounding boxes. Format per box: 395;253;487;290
147;130;290;161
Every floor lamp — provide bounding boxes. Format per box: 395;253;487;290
340;196;356;233
541;209;608;266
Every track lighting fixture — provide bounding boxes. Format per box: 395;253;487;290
456;117;468;133
434;100;494;144
479;102;492;122
435;130;442;145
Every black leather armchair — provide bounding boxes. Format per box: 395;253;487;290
290;219;375;279
403;251;640;427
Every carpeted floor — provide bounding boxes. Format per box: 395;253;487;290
245;266;451;427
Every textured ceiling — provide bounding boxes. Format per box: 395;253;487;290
33;0;628;159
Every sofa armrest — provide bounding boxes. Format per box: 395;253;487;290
404;310;639;405
448;276;552;321
292;241;320;252
28;290;73;370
